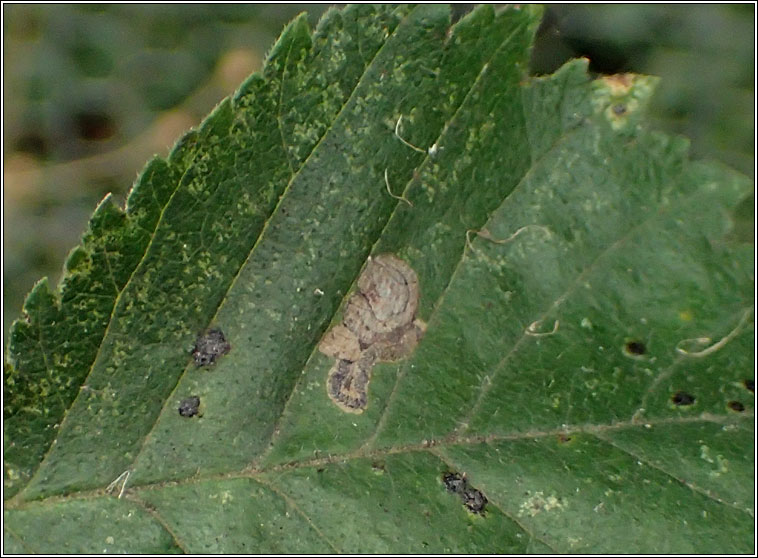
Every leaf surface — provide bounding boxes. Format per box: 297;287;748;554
4;5;754;554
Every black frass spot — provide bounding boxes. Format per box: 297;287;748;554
462;487;488;515
625;340;646;355
193;328;231;367
442;472;466;494
672;391;695;406
178;396;201;418
441;471;487;515
727;400;745;412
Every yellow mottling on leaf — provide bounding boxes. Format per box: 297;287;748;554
679;310;693;322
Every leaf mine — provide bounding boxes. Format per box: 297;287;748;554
319;254;425;413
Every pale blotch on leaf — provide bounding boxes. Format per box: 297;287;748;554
319;254;426;413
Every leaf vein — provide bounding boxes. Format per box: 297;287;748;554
458;174;727;434
128;6;418;473
3;523;36;554
128;494;191;553
364;17;531;451
16;156;197;500
8;413;748;508
429;446;559;553
589;431;754;517
255;476;342;553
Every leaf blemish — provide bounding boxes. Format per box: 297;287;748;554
441;472;488;515
744;379;755;393
727;400;745;412
319;254;426;413
672;391;695;406
624;340;646;355
178;396;201;417
192;328;231;367
443;472;467;493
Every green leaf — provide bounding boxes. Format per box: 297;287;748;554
4;5;754;553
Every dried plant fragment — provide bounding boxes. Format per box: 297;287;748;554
319;254;425;413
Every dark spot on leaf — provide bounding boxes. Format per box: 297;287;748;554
744;379;754;393
193;328;231;367
442;472;487;515
316;468;325;473
672;391;695;406
442;472;466;494
612;103;627;116
625;340;646;355
462;487;488;515
178;396;200;418
727;400;745;412
557;434;572;443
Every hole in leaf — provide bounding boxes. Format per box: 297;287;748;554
625;340;646;355
672;391;695;406
178;396;200;418
193;328;231;367
727;400;745;412
744;379;754;393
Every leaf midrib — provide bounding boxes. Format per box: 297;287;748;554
7;412;750;513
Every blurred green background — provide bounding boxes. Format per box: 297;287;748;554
3;4;754;340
